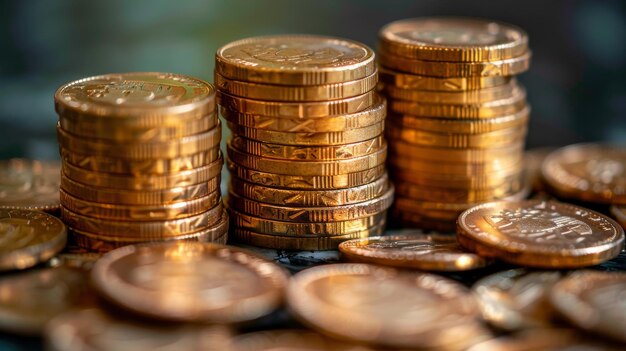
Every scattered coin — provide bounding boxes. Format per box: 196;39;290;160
0;159;60;212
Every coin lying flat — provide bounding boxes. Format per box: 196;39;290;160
339;233;489;271
287;263;489;349
550;270;626;343
472;269;565;330
231;330;372;351
467;328;624;351
457;200;625;268
92;242;289;323
0;159;60;212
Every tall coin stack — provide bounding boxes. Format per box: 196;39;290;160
379;18;532;231
56;73;227;252
215;35;394;250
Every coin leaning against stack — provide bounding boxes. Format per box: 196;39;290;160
55;72;227;252
379;18;532;231
215;35;394;250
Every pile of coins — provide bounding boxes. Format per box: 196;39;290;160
215;35;393;250
55;73;228;252
379;18;532;231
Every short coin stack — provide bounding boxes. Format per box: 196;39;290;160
378;18;531;231
215;35;393;250
56;73;227;252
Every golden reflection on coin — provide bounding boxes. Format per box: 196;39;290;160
457;200;624;268
550;270;626;343
0;209;67;271
472;269;565;330
0;159;60;212
231;330;373;351
287;263;489;349
339;233;489;271
467;328;624;351
91;242;289;323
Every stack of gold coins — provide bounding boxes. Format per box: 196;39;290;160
215;35;394;250
55;72;227;252
378;18;531;231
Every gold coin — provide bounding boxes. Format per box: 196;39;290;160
472;269;565;331
391;165;524;189
457;200;625;268
61;174;220;206
388;106;529;134
0;209;67;271
57;121;221;159
228;159;385;190
386;125;527;149
287;263;488;349
45;308;232;351
215;35;376;85
230;135;385;161
92;241;289;322
380;50;531;77
230;173;389;206
227;186;393;222
231;330;366;351
0;159;60;212
228;207;386;236
227;143;386;176
610;205;626;229
60;147;221;175
388;151;523;175
215;71;378;101
379;18;528;62
62;157;222;191
388;142;524;163
60;189;220;221
379;66;510;91
388;86;526;119
55;72;215;125
394;179;523;203
228;120;385;146
383;79;517;104
550;271;626;343
61;202;223;238
231;223;385;250
59;113;217;142
339;233;489;271
220;97;386;132
542;143;626;204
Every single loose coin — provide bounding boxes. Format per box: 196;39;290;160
55;72;215;124
378;67;510;91
92;241;289;323
215;71;378;101
215;35;376;85
457;200;625;268
0;209;66;271
339;233;489;271
231;330;370;351
0;159;60;212
379;18;528;62
472;269;565;331
610;206;626;229
383;79;517;104
386;125;527;149
388;142;524;164
287;263;488;349
550;271;626;343
542;143;626;204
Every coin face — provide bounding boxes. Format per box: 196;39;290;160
339;233;489;271
231;330;372;351
91;242;289;323
472;269;565;330
0;209;67;271
0;159;60;212
550;271;626;343
457;200;625;268
287;263;488;349
542;143;626;204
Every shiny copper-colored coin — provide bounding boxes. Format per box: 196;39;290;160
388;142;524;164
610;205;626;229
542;143;626;204
391;164;524;189
215;71;378;101
386;125;527;149
220;96;386;132
215;35;376;85
231;330;368;351
55;72;215;124
287;263;488;349
92;241;289;322
467;328;623;351
394;178;523;203
379;18;528;62
0;159;60;212
379;66;510;91
388;149;524;175
339;233;489;271
0;209;67;271
457;200;625;268
383;79;517;104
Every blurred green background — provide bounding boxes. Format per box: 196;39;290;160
0;0;625;160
